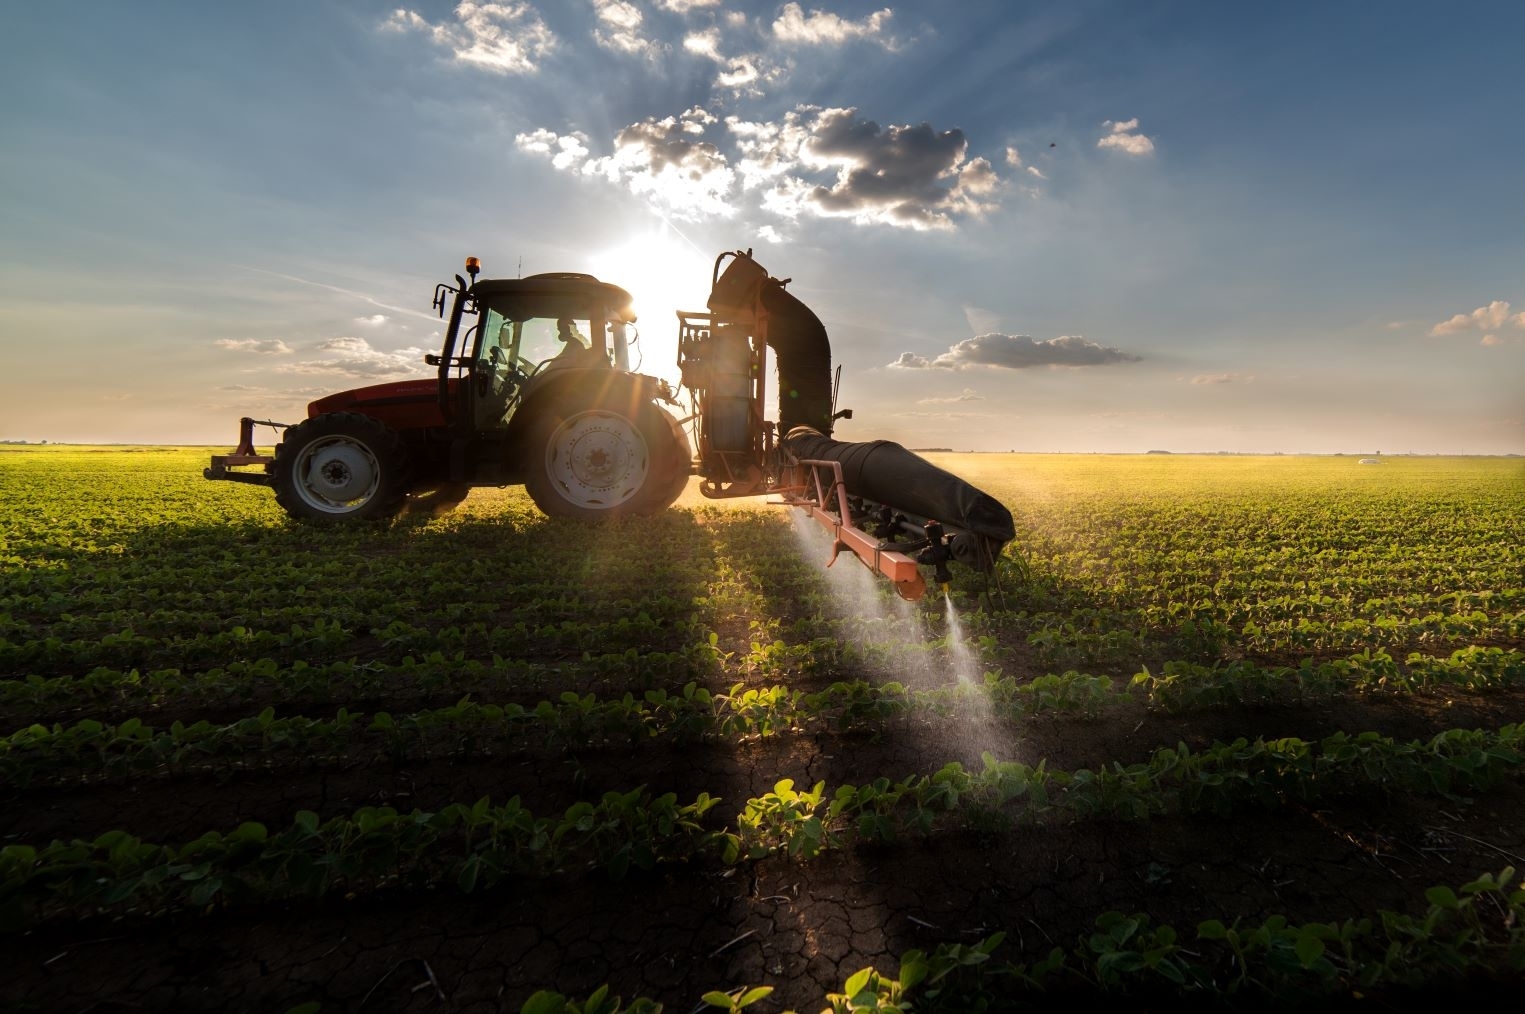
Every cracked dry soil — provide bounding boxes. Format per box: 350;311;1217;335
6;677;1525;1013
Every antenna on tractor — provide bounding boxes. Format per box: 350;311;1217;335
830;364;852;424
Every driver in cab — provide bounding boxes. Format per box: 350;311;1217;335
548;318;607;368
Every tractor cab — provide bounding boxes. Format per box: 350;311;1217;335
432;270;640;435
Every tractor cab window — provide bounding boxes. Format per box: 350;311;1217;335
470;309;536;429
516;316;610;372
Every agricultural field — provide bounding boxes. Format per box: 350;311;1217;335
2;445;1523;1012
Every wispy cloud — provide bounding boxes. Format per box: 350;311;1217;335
216;338;293;354
592;0;660;57
890;333;1141;369
277;336;430;379
235;266;440;322
1189;372;1252;385
772;3;897;48
917;387;984;403
1098;118;1155;155
382;1;554;74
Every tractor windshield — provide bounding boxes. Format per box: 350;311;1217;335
470;309;542;429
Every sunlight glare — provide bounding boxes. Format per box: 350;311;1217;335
588;231;715;387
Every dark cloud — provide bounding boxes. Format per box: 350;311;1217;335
890;332;1141;369
796;109;999;228
615;112;726;178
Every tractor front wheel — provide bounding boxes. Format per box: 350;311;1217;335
524;399;687;520
272;413;410;522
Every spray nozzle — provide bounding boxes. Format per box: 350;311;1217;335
917;520;954;589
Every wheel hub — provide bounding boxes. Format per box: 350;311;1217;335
300;440;379;508
548;412;649;508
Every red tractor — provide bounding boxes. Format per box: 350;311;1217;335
206;259;691;522
209;250;1015;600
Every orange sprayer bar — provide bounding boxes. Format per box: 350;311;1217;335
778;458;928;601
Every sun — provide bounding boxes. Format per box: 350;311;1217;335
587;231;716;385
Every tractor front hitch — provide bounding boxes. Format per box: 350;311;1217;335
204;416;286;485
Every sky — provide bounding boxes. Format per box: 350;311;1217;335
2;1;1522;454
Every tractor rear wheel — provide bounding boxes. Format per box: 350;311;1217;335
524;398;688;520
272;413;410;522
646;407;694;510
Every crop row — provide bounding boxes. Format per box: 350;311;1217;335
4;647;1521;787
1018;602;1524;669
522;866;1525;1013
0;643;723;718
7;591;1517;680
6;724;1522;929
0;610;711;675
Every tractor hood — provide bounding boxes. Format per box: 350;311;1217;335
307;377;451;430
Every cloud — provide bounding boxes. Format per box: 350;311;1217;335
1480;334;1503;346
355;314;388;326
716;55;765;91
515;126;591;170
523;104;1004;230
890;332;1141;369
592;0;661;57
772;3;896;47
683;27;722;60
741;106;1002;229
917;387;984;404
278;336;430;379
382;1;554;74
518;108;736;220
1189;372;1252;385
216;338;293;354
656;0;721;11
1429;299;1514;336
963;305;1001;335
1097;118;1155;155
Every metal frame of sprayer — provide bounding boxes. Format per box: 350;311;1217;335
675;251;979;603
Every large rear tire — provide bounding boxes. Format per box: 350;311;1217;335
644;408;693;511
524;397;688;520
272;413;410;522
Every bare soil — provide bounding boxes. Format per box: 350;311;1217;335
5;672;1524;1013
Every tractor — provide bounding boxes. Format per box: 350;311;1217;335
206;259;691;523
207;250;1015;600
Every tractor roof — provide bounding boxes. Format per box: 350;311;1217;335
471;273;637;323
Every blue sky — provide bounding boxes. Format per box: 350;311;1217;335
2;1;1521;453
